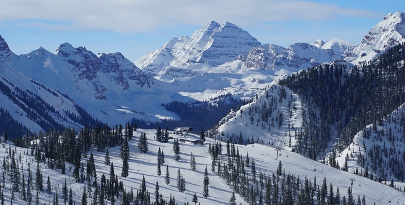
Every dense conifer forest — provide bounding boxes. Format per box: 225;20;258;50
280;43;405;159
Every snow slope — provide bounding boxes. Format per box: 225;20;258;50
215;83;303;150
1;128;404;204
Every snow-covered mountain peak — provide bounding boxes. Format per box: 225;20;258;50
56;42;76;55
351;11;405;63
201;20;221;33
0;35;12;60
136;20;260;73
312;39;325;48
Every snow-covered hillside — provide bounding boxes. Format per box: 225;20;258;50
215;83;303;150
335;103;405;182
1;129;404;204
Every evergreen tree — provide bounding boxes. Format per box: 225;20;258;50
190;153;196;171
192;193;198;204
104;149;110;165
82;186;87;205
47;176;51;194
203;166;209;198
348;187;354;205
156;127;162;142
155;182;160;205
63;179;68;204
121;137;130;178
35;162;43;191
163;129;169;143
122;156;129;178
173;139;180;161
35;189;39;205
69;188;73;205
277;161;283;176
177;169;182;192
229;191;236;205
138;133;149;153
165;165;170;185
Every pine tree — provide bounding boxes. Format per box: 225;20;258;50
63;179;68;204
122;156;129;178
69;188;73;205
157;148;162;176
35;190;39;205
203;166;209;198
53;193;59;205
192;193;198;204
173;139;180;161
47;176;51;194
277;160;282;176
35;162;43;191
347;187;354;205
21;174;26;201
138;133;149;153
229;191;236;205
190;153;196;171
163;129;169;142
156;127;162;142
104;149;110;165
177;169;182;192
165;165;170;185
82;186;87;205
155;182;160;205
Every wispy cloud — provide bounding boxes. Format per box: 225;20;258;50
0;0;378;33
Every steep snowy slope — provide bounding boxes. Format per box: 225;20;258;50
215;82;304;150
0;37;90;133
351;11;405;63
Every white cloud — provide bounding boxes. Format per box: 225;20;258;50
0;0;378;33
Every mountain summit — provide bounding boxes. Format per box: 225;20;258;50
136;21;260;75
351;11;405;63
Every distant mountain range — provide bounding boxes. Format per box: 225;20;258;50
0;11;404;136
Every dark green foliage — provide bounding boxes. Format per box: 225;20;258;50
173;139;180;161
203;166;209;198
138;133;148;153
165;165;170;185
280;43;405;158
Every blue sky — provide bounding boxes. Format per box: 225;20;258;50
0;0;403;62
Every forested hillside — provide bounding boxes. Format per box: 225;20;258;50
279;43;405;158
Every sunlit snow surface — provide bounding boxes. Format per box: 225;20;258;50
1;129;404;204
